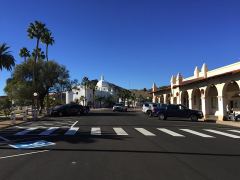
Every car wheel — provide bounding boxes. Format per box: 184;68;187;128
158;113;165;120
190;114;198;121
146;110;152;117
59;112;63;117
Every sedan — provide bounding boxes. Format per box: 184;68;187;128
50;103;84;116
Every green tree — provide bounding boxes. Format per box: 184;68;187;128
4;59;70;112
32;48;45;60
19;47;30;62
95;95;105;108
27;21;48;91
0;43;15;71
81;76;90;106
0;97;12;117
41;30;55;61
88;79;98;108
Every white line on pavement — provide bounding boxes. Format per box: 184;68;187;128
39;127;59;136
157;128;185;137
135;128;156;136
91;127;101;135
180;129;214;138
204;129;240;139
15;127;38;136
65;127;79;135
228;130;240;134
0;150;49;160
71;121;78;128
113;127;128;136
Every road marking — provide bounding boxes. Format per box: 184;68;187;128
15;127;38;136
228;130;240;134
0;150;49;160
204;129;240;139
71;121;78;128
113;127;128;136
0;136;10;142
180;129;214;138
157;128;185;137
65;127;79;135
135;128;156;136
91;127;101;135
39;127;59;136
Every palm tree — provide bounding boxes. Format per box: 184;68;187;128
0;43;15;71
19;47;30;62
27;21;47;62
81;77;90;106
88;79;98;108
32;48;45;60
41;30;55;61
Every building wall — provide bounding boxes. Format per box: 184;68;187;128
152;62;240;121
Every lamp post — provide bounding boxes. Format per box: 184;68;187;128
33;92;38;120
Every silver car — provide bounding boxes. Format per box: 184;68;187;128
113;103;127;112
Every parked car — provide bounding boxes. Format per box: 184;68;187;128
50;103;84;116
157;104;203;121
83;105;90;114
113;103;127;112
142;103;166;117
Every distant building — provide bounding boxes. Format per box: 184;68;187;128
152;61;240;121
66;75;120;107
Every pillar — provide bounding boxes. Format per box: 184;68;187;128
216;83;225;121
163;94;167;104
200;87;207;120
187;89;193;109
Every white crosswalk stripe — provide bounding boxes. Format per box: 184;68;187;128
64;127;79;135
228;130;240;134
204;129;240;139
157;128;185;137
180;129;214;138
91;127;101;135
39;127;59;136
113;127;128;136
135;128;156;136
15;127;38;136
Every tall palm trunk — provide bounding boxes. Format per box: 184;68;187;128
46;44;49;61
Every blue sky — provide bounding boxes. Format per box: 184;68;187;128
1;0;240;95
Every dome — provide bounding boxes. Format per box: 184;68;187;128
96;75;110;89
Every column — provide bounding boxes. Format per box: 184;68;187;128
217;96;225;121
163;94;167;104
201;95;206;120
216;83;225;121
187;89;193;109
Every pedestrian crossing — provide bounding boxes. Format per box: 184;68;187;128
3;127;240;140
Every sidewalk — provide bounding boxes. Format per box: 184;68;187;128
216;120;240;128
0;119;26;129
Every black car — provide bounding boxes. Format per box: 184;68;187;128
50;103;84;116
157;104;203;121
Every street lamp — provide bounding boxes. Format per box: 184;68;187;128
33;92;38;120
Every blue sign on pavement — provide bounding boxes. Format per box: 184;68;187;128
9;140;55;149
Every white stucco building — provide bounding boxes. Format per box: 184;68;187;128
152;61;240;121
66;75;117;107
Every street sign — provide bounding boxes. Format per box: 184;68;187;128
9;140;55;149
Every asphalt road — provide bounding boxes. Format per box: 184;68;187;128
1;110;240;180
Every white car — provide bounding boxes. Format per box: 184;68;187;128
142;103;157;116
113;104;127;112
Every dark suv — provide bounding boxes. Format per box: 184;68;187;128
157;104;203;121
